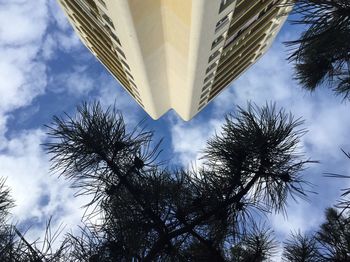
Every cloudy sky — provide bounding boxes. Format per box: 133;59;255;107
0;0;349;259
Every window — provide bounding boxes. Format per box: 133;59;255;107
201;89;210;99
202;82;212;92
109;30;119;42
208;49;221;63
121;59;130;70
60;0;67;9
133;87;140;96
135;97;143;105
98;0;106;8
84;0;98;13
115;46;126;59
224;29;242;48
104;25;120;45
235;0;245;7
219;0;235;14
199;96;207;105
215;14;230;33
68;14;75;22
133;90;141;100
206;62;218;74
198;103;206;111
241;13;259;32
270;23;279;32
212;34;225;50
260;44;267;51
129;79;137;89
102;14;114;29
224;13;258;49
125;70;134;80
204;72;215;84
99;9;115;29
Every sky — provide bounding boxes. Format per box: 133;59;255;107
0;0;350;259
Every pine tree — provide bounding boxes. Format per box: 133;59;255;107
0;179;67;262
286;0;350;99
45;101;313;261
282;232;321;261
282;149;350;262
317;207;350;261
230;224;278;262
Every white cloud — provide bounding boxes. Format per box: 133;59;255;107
41;30;81;61
0;0;90;244
42;34;58;60
95;75;142;126
0;0;141;244
0;0;48;46
48;0;71;32
269;201;323;239
50;65;96;96
55;30;81;52
40;1;82;61
66;68;95;94
0;129;86;237
0;51;47;113
0;1;49;126
0;0;83;124
0;0;140;242
168;115;222;167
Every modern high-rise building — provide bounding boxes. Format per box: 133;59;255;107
57;0;291;120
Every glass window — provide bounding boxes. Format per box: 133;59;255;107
202;82;212;92
204;72;215;84
121;59;130;70
98;0;106;8
208;49;221;63
199;96;207;105
215;14;230;33
219;0;235;14
206;62;217;74
212;34;225;50
201;89;210;99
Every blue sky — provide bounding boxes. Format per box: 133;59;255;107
1;0;350;259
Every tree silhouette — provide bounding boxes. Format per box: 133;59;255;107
0;179;13;224
316;207;350;261
45;101;313;261
282;232;321;261
282;207;350;262
281;148;350;262
0;179;67;262
0;178;17;261
286;0;350;99
230;223;278;262
325;149;350;211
